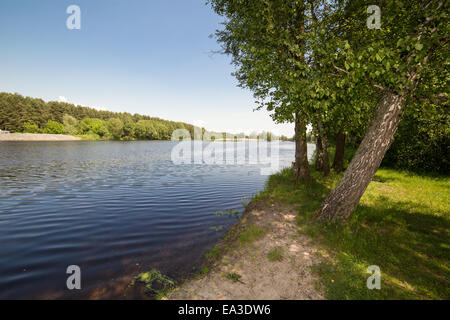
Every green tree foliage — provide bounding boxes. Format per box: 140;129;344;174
78;118;108;137
209;0;320;181
43;120;64;134
135;120;157;140
210;0;448;220
0;92;196;141
63;114;79;135
122;118;136;140
107;118;124;140
152;120;172;140
23;121;40;133
383;101;449;174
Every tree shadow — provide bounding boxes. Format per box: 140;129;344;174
318;196;450;299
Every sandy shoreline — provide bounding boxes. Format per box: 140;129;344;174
0;133;81;141
166;201;324;300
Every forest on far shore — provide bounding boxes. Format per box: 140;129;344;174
0;92;196;141
1;91;447;174
0;92;293;142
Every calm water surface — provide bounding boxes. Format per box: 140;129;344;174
0;141;314;299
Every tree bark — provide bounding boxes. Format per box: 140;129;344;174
314;91;404;221
332;128;346;173
317;120;330;176
314;125;323;172
294;112;311;182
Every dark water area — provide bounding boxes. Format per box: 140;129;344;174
0;141;314;299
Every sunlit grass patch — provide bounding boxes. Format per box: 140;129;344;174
238;225;266;245
262;166;450;299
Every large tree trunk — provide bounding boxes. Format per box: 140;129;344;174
314;91;404;221
332;128;346;173
294;112;311;182
314;125;323;172
317;120;330;176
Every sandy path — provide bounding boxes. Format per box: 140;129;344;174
0;133;81;141
167;202;324;300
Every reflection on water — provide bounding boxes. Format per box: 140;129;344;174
0;141;314;299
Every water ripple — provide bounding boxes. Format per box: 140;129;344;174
0;141;314;299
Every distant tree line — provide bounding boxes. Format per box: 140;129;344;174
0;92;197;140
0;92;285;142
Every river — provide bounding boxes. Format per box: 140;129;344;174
0;140;315;299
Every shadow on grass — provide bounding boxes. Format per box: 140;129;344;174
260;167;450;299
312;200;450;299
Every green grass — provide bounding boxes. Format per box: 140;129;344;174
201;266;210;275
238;225;266;245
268;247;284;262
205;246;222;262
226;272;242;283
259;166;450;300
130;269;175;299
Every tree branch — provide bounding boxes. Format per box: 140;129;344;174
331;62;349;75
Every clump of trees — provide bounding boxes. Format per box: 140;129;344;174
209;0;448;220
0;92;284;142
0;92;197;140
383;100;449;174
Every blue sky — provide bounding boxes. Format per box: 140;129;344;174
0;0;294;136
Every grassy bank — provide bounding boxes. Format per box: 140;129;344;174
254;166;449;299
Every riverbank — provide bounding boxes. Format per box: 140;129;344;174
0;132;276;142
166;167;449;300
168;200;324;299
0;133;81;141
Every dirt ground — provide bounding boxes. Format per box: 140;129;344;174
167;202;324;300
